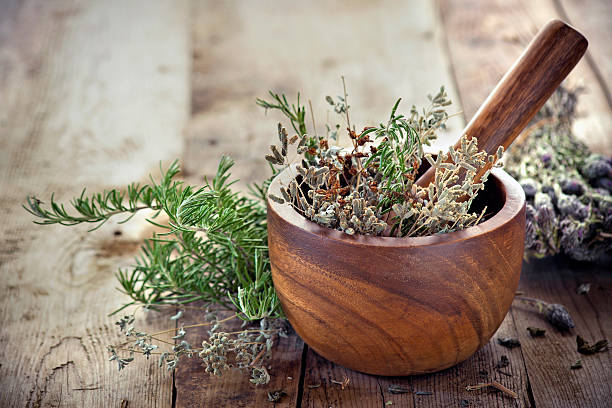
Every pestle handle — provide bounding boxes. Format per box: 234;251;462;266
415;19;587;188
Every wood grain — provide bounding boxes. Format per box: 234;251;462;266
302;313;534;407
416;19;587;188
510;256;612;408
184;0;465;190
267;167;526;376
0;1;189;406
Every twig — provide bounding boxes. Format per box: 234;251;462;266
466;381;518;399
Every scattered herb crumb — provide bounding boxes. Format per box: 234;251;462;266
496;355;510;369
497;337;521;348
570;359;583;370
460;399;471;407
267;390;287;403
576;283;591;295
307;383;321;389
527;327;546;337
415;391;433;396
576;335;608;355
388;385;411;394
385;402;393;406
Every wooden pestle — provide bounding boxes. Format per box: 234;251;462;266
414;19;587;188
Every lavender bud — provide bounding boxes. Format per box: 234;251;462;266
540;185;557;204
525;205;537;248
557;194;589;220
581;155;612;180
594;177;612;192
545;303;575;331
541;152;552;167
520;178;538;199
560;178;585;196
534;193;557;236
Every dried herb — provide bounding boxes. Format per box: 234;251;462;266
415;391;433;396
262;82;503;238
527;327;546;337
506;86;612;261
388;385;411;394
267;390;287;402
545;304;575;331
496;355;510;369
576;283;591;295
497;337;521;349
576;335;608;355
514;295;575;331
570;359;583;370
307;383;321;389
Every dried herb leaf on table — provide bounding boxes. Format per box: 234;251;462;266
505;86;612;261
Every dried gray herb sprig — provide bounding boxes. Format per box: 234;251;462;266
107;309;284;385
262;82;503;238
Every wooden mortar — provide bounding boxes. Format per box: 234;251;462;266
266;19;586;375
267;166;524;375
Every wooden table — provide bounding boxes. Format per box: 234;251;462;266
1;1;610;407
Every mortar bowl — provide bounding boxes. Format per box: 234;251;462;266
266;167;525;375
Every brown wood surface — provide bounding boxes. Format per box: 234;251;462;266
1;0;610;407
416;19;587;188
0;1;189;407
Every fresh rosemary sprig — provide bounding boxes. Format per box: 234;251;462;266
25;157;281;319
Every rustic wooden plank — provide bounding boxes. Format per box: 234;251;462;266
174;309;304;408
185;0;465;191
0;1;189;407
302;314;532;407
511;257;611;408
437;0;612;154
556;0;612;109
438;1;612;406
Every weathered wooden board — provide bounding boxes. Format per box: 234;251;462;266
0;1;189;407
185;0;465;190
512;257;611;408
437;0;612;154
438;1;612;406
302;313;532;407
557;0;612;110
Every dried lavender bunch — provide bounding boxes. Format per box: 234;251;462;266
506;86;612;261
264;83;503;237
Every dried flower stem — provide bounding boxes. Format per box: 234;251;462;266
150;314;239;337
466;381;518;399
